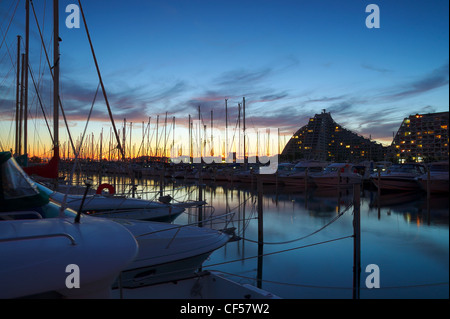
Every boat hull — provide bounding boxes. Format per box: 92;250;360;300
0;209;138;299
112;219;231;288
312;175;362;188
418;178;449;193
371;177;421;192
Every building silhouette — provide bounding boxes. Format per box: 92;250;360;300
281;110;387;162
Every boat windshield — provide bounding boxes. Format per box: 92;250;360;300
1;155;39;200
323;165;343;173
390;164;425;174
0;152;49;212
430;164;449;172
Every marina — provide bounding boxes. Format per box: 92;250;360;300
60;167;450;299
0;0;448;301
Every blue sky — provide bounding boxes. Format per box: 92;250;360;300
0;0;448;157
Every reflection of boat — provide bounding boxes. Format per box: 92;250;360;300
369;191;420;208
0;152;138;299
310;163;362;188
37;184;185;222
278;161;328;188
416;162;449;194
112;219;231;288
370;163;426;192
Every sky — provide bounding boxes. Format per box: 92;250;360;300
0;0;448;159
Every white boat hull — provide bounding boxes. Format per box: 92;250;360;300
112;219;231;288
0;209;138;299
372;176;421;192
37;184;184;222
312;175;362;188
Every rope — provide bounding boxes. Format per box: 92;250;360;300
203;235;354;268
214;270;449;291
243;203;353;245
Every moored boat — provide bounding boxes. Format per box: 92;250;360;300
0;152;139;299
278;160;328;188
37;183;185;222
111;219;232;288
310;163;362;188
416;161;449;193
370;163;426;192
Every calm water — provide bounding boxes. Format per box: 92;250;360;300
71;173;449;299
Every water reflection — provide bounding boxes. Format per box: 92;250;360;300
61;172;448;298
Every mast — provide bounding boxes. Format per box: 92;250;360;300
24;0;30;158
155;115;159;158
172;116;175;158
129;121;132;159
164;112;167;159
225;98;228;161
198;105;201;160
243;97;246;164
210;109;213;157
19;53;25;155
188;114;192;163
15;36;21;155
123;118;126;159
53;0;59;158
238;103;241;161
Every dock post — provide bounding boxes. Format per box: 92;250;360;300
352;183;361;299
257;174;264;289
198;167;203;227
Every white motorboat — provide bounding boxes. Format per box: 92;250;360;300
310;163;362;188
0;152;138;299
416;161;449;193
370;163;426;192
111;219;232;288
37;184;185;222
278;161;328;188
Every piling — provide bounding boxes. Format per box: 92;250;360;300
352;183;361;299
257;174;264;289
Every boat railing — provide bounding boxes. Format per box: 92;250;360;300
135;211;236;248
0;233;77;245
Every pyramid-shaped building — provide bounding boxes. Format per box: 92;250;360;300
281;110;387;162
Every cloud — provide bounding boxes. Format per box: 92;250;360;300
361;63;393;74
303;95;347;105
214;67;272;87
382;63;449;100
